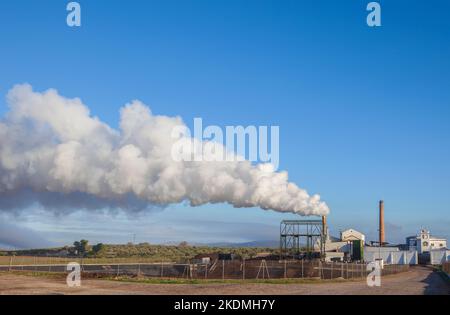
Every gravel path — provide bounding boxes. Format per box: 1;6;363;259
0;266;448;295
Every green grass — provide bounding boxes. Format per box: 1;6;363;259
0;270;368;285
434;266;450;284
0;270;66;280
104;275;354;285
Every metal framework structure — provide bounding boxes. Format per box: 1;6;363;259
280;220;325;259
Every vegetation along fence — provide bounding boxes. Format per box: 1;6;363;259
0;257;409;280
443;262;450;274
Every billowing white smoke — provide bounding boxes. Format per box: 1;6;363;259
0;84;329;216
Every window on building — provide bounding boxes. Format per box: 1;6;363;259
423;241;429;247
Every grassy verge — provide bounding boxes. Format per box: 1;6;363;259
1;270;366;285
103;275;364;285
0;270;66;280
433;267;450;284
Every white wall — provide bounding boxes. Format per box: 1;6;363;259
365;246;399;253
430;249;450;265
365;250;418;265
324;241;350;252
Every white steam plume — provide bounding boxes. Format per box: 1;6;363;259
0;84;329;216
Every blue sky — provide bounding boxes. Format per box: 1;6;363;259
0;0;449;248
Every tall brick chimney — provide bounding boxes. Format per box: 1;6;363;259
379;200;385;246
322;215;327;236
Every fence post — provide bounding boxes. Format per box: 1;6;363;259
222;260;225;280
361;263;364;279
319;261;322;279
349;263;351;279
301;260;304;278
353;263;355;279
284;260;287;279
341;262;343;278
242;259;245;280
330;261;333;279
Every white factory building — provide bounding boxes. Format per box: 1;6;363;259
364;229;448;265
316;223;447;265
313;201;448;265
317;228;366;262
406;229;447;254
341;229;365;243
320;228;419;265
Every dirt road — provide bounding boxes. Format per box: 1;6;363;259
0;266;448;295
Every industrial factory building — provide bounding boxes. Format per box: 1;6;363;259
354;227;448;266
318;201;450;265
406;229;447;253
341;229;365;243
288;200;448;266
317;228;365;262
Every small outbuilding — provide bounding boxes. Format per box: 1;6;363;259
341;229;365;243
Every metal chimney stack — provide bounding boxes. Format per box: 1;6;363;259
322;216;327;236
379;200;385;246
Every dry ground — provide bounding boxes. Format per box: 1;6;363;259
0;266;448;295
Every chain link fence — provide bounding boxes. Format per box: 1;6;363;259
0;257;409;280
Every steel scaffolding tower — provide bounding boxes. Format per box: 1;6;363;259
280;220;325;259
